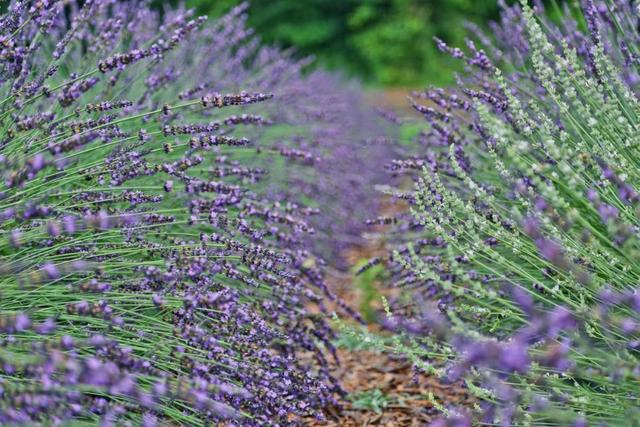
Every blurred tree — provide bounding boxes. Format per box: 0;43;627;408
178;0;501;87
346;0;497;85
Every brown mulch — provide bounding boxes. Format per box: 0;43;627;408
303;347;474;427
301;255;473;425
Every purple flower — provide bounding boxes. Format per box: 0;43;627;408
35;318;56;335
42;263;60;280
152;294;165;307
46;220;61;237
598;204;619;222
13;313;31;332
60;335;75;350
499;341;530;373
521;216;540;238
8;230;21;248
535;238;567;268
63;216;77;234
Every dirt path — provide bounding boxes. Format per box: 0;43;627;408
304;246;472;425
306;347;473;426
365;88;421;115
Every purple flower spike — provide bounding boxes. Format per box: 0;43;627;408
60;335;75;350
13;314;31;332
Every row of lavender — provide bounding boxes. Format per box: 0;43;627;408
0;1;394;425
371;0;640;425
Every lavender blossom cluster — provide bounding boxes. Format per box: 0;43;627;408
0;1;370;424
274;75;398;268
373;0;640;425
239;67;399;270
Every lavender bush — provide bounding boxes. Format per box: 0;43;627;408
248;69;399;270
367;0;640;424
0;1;369;424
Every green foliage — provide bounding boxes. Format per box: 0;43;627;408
334;330;373;352
348;388;391;413
181;0;500;86
346;0;497;85
352;261;385;323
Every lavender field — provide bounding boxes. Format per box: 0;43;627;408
0;1;639;425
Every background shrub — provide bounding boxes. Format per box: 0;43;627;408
170;0;500;86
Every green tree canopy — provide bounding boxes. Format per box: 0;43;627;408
185;0;499;86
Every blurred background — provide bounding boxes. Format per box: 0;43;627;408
0;1;575;95
167;0;502;89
